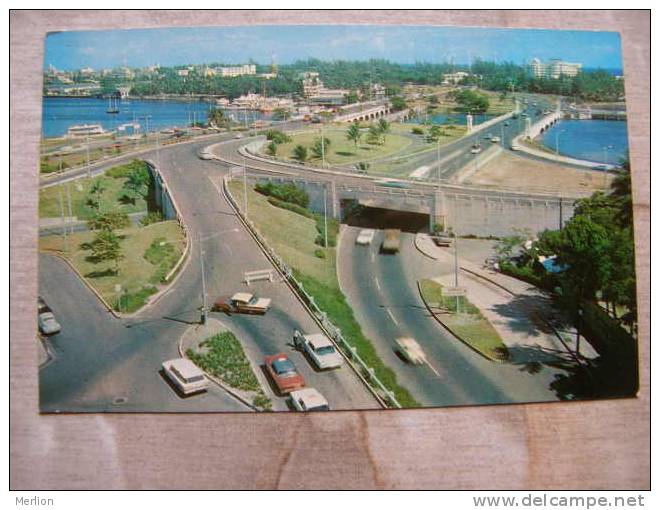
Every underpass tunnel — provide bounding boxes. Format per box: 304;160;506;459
341;201;430;233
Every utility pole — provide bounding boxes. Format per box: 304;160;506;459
323;185;328;248
66;183;73;237
59;187;68;254
437;139;441;186
85;135;91;178
454;231;459;314
243;154;248;218
320;126;325;168
199;234;207;325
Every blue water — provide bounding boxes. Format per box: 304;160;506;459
41;97;266;138
540;119;629;165
406;112;496;126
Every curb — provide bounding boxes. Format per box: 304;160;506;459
415;280;506;363
219;175;387;409
176;324;260;412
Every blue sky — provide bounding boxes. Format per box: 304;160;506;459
44;25;623;71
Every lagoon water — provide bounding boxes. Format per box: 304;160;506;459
41;97;267;138
540;119;629;165
406;112;496;126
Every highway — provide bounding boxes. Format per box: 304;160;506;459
337;226;567;407
40;136;380;412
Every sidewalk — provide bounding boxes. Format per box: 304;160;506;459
415;233;598;363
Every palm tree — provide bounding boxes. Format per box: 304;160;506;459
207;108;226;128
377;118;390;142
346;123;362;148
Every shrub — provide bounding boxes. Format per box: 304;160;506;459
254;182;310;208
87;211;130;231
314;248;326;259
140;211;164;226
114;285;157;313
292;144;308;162
106;159;150;179
411;126;424;135
265;129;292;144
266;141;278;156
144;237;180;283
266;197;314;218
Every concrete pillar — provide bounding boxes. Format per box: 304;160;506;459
330;180;339;219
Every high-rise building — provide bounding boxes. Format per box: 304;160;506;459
530;58;582;79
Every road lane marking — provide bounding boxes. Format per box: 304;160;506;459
375;277;381;291
386;308;399;326
371;251;375;263
425;360;443;378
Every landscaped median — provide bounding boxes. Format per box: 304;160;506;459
226;179;419;408
417;278;509;362
182;318;272;411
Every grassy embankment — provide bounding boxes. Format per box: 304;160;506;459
228;180;419;408
186;331;272;410
418;279;509;361
39;160;186;312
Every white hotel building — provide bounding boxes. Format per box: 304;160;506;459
530;58;582;79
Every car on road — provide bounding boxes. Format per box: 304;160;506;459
395;337;427;365
490;136;501;143
198;150;213;160
503;121;510;126
431;234;453;247
470;144;482;154
382;229;401;254
162;358;210;395
265;353;305;395
233;133;244;139
213;292;271;315
356;228;376;246
293;330;344;370
484;133;493;140
37;297;61;335
510;144;521;151
289;388;330;412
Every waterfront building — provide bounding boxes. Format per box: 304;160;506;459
530;58;582;79
177;69;190;77
300;71;348;105
216;64;257;78
66;124;106;137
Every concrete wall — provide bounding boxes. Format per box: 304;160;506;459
147;162;178;220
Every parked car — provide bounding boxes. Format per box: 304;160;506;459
37;297;60;335
395;337;427;365
213;292;271;315
264;353;305;395
382;229;401;254
289;388;330;412
162;358;209;395
293;331;343;370
356;228;376;246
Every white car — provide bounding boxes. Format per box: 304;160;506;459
510;144;521;151
294;331;344;370
470;146;482;154
198;150;213;160
38;311;61;335
395;337;427;365
290;388;330;412
490;136;501;143
162;358;210;395
356;229;376;246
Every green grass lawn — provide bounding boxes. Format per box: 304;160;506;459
39;161;152;219
265;126;413;166
40;220;185;312
228;179;418;407
419;279;509;361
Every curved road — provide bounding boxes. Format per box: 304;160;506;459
337;226;566;407
40;136;379;412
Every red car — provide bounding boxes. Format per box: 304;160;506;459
264;353;305;395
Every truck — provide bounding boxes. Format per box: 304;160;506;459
382;229;401;254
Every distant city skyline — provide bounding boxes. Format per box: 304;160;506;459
44;25;623;72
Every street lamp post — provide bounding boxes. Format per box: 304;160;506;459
242;154;248;218
555;129;565;156
199;233;208;325
323;185;328;248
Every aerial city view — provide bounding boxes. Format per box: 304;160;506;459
37;25;637;413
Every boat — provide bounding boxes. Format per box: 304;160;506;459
106;96;119;114
66;124;105;137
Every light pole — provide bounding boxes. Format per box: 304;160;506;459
320;126;325;168
198;233;208;325
436;138;441;186
323;185;328;248
242;154;248;218
85;135;91;178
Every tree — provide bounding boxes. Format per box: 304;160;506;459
610;153;632;227
122;167;150;203
207;107;226;128
87;178;106;212
494;233;526;260
88;211;130;231
292;144;308;162
390;96;407;111
366;125;382;145
310;137;331;160
89;229;124;273
346;123;362;147
427;125;443;142
377;119;390;142
266;141;278;156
